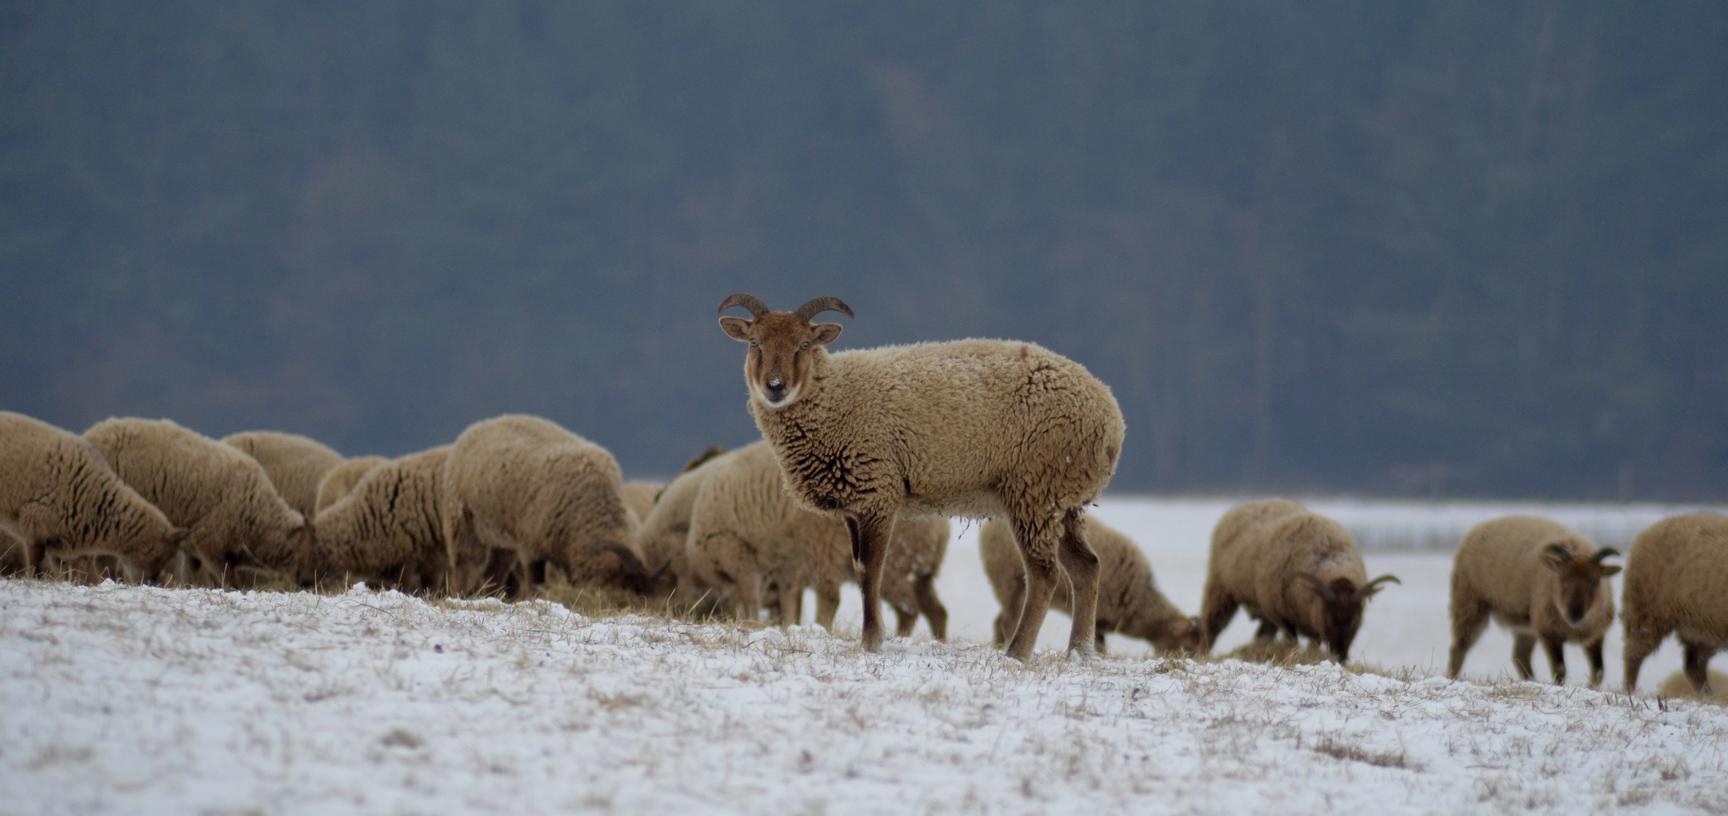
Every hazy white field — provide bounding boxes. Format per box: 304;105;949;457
3;497;1725;814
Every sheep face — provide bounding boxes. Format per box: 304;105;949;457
1301;574;1399;662
717;294;852;410
1541;543;1620;627
1150;616;1203;656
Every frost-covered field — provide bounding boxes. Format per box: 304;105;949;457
4;498;1726;814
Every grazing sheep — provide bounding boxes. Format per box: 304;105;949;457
980;514;1198;656
686;441;951;637
632;446;742;612
314;455;388;514
1623;513;1728;695
85;417;308;587
1447;515;1620;687
221;430;345;518
308;447;450;593
0;411;187;580
621;480;662;530
1199;499;1399;663
718;293;1125;658
441;415;661;599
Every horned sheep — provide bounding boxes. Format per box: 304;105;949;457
718;293;1125;658
441;415;661;599
685;441;950;637
1447;515;1619;687
1623;513;1728;695
315;455;388;514
0;412;187;580
85;417;309;587
307;447;450;593
1199;499;1399;663
221;430;345;518
980;514;1198;655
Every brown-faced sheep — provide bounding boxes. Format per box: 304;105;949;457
0;411;187;580
981;514;1198;656
85;417;308;587
314;455;388;515
718;294;1124;658
686;441;950;637
221;430;345;518
307;447;450;593
1447;515;1620;687
1623;513;1728;695
1199;499;1399;663
441;415;661;599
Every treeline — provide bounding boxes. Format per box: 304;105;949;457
2;2;1725;499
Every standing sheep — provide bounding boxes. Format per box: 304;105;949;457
980;515;1198;656
718;294;1125;658
314;455;388;514
686;441;950;637
1199;499;1399;663
441;415;662;599
221;430;345;518
1447;515;1620;687
308;447;451;593
0;412;187;580
85;417;309;587
1623;513;1728;695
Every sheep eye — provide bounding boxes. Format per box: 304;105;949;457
749;340;759;349
799;340;810;351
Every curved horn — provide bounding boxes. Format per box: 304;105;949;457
1590;548;1621;564
717;293;770;318
1363;574;1402;593
793;296;854;322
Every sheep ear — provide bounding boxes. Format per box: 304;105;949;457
719;316;753;342
811;322;843;346
1540;543;1573;570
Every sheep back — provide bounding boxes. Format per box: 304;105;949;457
314;455;388;515
221;430;345;518
311;446;449;592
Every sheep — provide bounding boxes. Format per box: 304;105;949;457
717;293;1125;658
1658;670;1728;703
980;514;1198;656
1198;499;1399;663
307;447;450;593
685;441;951;637
85;417;308;587
221;430;345;518
1446;515;1620;687
0;411;187;580
632;446;741;612
441;414;663;599
1622;512;1728;695
314;455;388;514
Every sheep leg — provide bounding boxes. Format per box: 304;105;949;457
1197;584;1238;655
22;537;49;578
994;574;1025;647
1682;640;1714;695
1253;619;1278;641
1004;516;1062;661
912;573;948;641
1584;638;1605;689
1511;633;1537;681
1095;630;1108;656
1447;599;1491;679
1623;629;1664;693
1541;635;1567;685
893;606;917;637
1056;510;1101;658
777;582;802;628
846;513;894;653
814;581;841;630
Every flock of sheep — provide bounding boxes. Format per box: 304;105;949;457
1;293;1724;701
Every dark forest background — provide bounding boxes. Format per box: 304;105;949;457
3;2;1726;499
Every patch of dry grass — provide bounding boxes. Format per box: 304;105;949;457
1310;737;1420;770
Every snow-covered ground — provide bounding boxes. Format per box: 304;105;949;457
4;498;1726;814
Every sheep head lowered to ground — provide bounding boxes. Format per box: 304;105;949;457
718;293;1126;658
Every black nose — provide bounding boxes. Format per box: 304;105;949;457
765;381;786;400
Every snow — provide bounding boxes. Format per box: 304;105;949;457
4;498;1726;814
